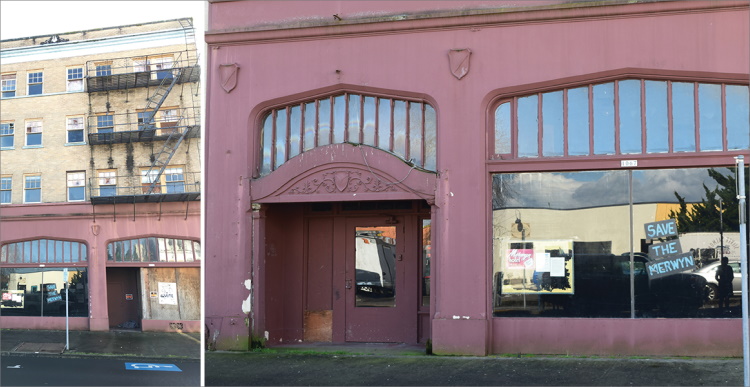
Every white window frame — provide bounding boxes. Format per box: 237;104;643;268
67;172;86;202
97;170;117;196
97;114;114;133
23;175;41;203
1;73;16;98
66;67;84;92
66;116;85;144
0;175;11;204
27;71;43;95
25;120;42;147
1;121;14;149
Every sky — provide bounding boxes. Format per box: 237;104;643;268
1;1;206;47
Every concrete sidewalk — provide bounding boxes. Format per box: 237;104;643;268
0;329;201;359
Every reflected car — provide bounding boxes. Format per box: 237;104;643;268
692;261;742;302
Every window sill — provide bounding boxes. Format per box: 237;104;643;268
1;147;14;151
65;142;87;147
22;145;43;149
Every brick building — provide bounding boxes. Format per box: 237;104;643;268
1;18;201;332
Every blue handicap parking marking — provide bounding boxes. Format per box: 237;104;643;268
125;363;182;372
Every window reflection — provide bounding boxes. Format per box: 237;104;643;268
492;167;746;318
726;85;750;150
355;226;396;308
593;83;615;155
618;80;642;154
517;95;538;158
567;87;589;156
106;237;201;262
672;82;696;152
493;79;748;159
699;83;722;151
1;267;88;317
645;81;669;153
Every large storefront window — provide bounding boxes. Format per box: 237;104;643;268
1;267;88;317
492;167;745;318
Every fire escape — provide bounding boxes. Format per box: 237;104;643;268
86;18;200;205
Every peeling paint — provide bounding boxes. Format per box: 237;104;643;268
241;279;252;314
452;315;460;319
462;316;470;319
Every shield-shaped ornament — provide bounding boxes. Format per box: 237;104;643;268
448;49;471;80
219;63;239;93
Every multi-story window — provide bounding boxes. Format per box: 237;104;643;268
1;73;16;98
0;176;11;204
66;117;84;144
97;114;114;133
1;122;14;149
67;172;85;202
95;62;112;76
66;67;84;92
25;120;42;147
97;170;117;196
27;71;43;95
23;175;41;203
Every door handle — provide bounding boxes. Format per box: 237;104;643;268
345;279;352;289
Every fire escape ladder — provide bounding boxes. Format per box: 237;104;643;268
141;68;182;130
143;112;190;195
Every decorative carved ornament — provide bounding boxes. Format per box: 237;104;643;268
286;170;400;195
448;48;471;80
219;63;239;93
40;35;69;45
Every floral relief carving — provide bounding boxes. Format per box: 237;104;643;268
286;170;399;195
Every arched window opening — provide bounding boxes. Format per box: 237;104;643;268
0;239;87;264
107;237;201;263
260;92;437;176
493;79;749;159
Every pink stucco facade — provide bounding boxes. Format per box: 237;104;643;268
205;0;749;355
0;202;200;332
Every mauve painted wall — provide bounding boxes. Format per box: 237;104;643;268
205;1;749;354
0;202;199;331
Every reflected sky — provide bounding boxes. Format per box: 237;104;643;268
495;167;732;209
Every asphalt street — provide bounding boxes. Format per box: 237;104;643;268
0;354;200;386
205;352;745;386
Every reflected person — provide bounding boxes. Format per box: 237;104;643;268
715;257;734;312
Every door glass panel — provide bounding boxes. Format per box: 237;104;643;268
355;226;396;308
422;219;431;307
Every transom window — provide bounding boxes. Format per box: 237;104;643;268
492;79;750;159
107;237;201;263
1;239;87;264
260;92;437;176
